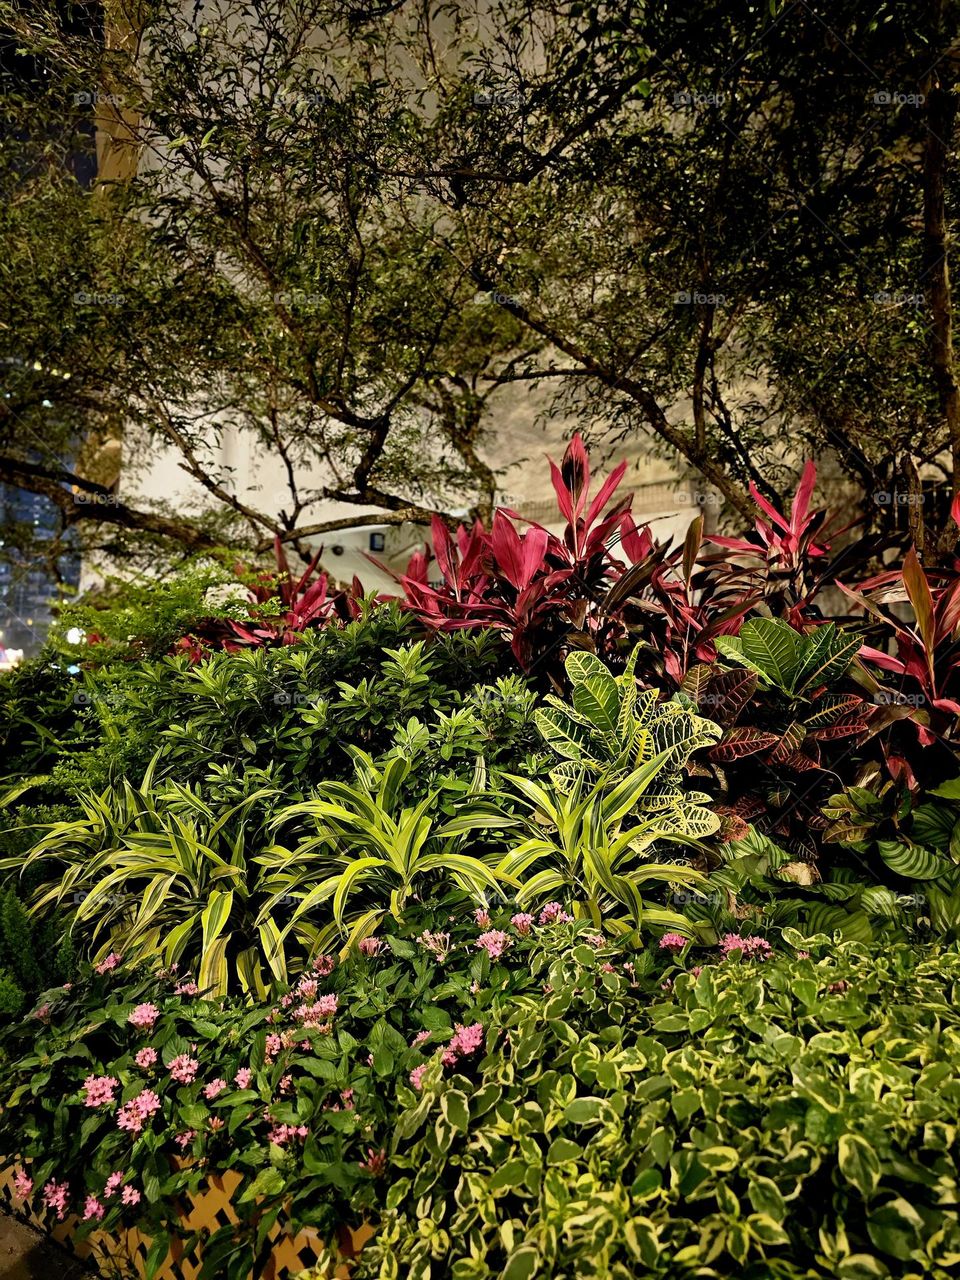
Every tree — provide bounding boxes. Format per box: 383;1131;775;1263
1;0;959;569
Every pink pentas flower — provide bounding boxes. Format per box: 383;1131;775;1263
204;1079;227;1100
174;981;199;996
719;933;772;960
475;930;510;960
208;1116;225;1131
411;1029;432;1047
135;1047;158;1070
511;912;534;936
169;1054;199;1084
444;1022;484;1066
104;1172;124;1198
41;1180;69;1220
312;953;335;976
32;1003;51;1022
234;1067;252;1089
538;902;573;925
94;952;122;974
13;1169;32;1199
358;936;382;957
265;1033;283;1062
121;1186;141;1206
128;1003;159;1031
296;977;318;1000
83;1194;105;1221
268;1123;308;1145
117;1089;161;1134
585;934;606;949
175;1130;196;1150
83;1074;119;1107
658;933;688;954
417;930;451;961
409;1063;429;1091
473;907;491;928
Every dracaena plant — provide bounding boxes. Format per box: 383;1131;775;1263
495;761;710;935
679;618;871;857
263;750;518;942
4;762;310;997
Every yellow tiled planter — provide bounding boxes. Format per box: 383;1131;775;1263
0;1165;373;1279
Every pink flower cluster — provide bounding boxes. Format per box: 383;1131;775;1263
473;907;491;928
94;952;122;974
135;1047;158;1070
719;933;772;960
418;930;451;961
204;1079;227;1100
294;992;338;1027
538;902;573;925
267;1122;309;1146
13;1169;32;1199
658;932;689;954
174;981;199;996
169;1054;199;1084
358;936;383;957
128;1003;159;1031
442;1022;484;1066
235;1067;253;1089
312;953;336;976
42;1180;70;1220
83;1074;119;1108
510;912;534;935
117;1089;162;1134
475;930;510;960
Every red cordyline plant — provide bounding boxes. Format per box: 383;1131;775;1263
701;461;883;627
389;434;679;678
176;538;364;659
839;496;960;752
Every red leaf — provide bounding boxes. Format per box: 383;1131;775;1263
560;433;590;518
584;459;629;528
708;728;780;761
790;460;817;536
748;483;792;535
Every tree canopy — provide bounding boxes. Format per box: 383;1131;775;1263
1;0;959;570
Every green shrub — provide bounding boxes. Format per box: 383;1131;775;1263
361;936;960;1280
